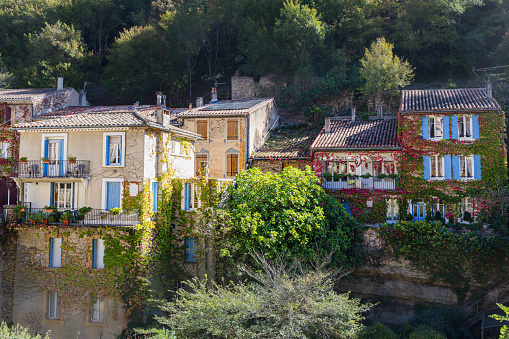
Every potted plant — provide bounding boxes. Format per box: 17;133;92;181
68;156;77;164
377;173;387;179
44;205;56;213
19;157;28;164
60;212;73;225
13;205;26;223
41;157;50;164
338;173;348;181
360;173;372;179
109;207;122;215
322;173;332;181
78;206;92;214
387;173;399;180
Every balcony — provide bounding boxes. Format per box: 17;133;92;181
15;160;90;178
5;207;139;227
323;176;397;190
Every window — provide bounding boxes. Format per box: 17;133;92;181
461;197;474;222
374;161;394;176
0;142;9;159
432;200;445;219
182;183;200;210
196;154;208;176
152;181;159;212
226;153;239;177
430;155;444;179
429;116;443;139
90;295;104;323
92;239;105;269
386;198;399;221
52;183;73;208
227;120;239;140
185;237;197;263
47;292;60;320
3;106;11;125
104;133;124;166
460;156;474;179
196;120;208;139
459;116;472;139
49;238;62;268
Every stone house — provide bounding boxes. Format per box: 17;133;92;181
176;98;279;179
0;78;82;210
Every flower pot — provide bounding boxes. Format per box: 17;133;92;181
45;209;54;213
19;208;25;212
43;219;48;225
30;220;36;225
63;219;70;225
20;161;27;164
69;160;76;164
42;161;50;164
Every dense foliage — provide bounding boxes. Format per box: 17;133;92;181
218;167;362;273
156;254;371;338
0;322;50;339
0;0;507;104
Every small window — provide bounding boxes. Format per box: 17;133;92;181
432;201;445;218
196;154;208;176
47;292;60;320
227;120;239;140
386;198;399;221
52;183;73;209
92;239;105;269
196;120;208;139
182;183;200;210
459;116;472;139
49;238;62;268
226;154;239;177
460;156;474;179
185;237;197;262
429;116;443;139
104;133;124;166
430;155;444;179
0;142;9;159
461;197;474;222
90;295;104;323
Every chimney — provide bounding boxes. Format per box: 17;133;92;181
57;75;64;91
163;95;167;106
79;90;87;106
351;106;356;121
156;108;164;125
196;97;203;107
211;87;218;103
324;118;331;133
156;92;163;106
189;103;192;110
487;80;493;99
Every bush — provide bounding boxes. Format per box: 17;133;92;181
357;322;398;339
0;322;50;338
408;306;473;339
408;325;446;339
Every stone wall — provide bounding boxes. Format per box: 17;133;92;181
0;228;17;322
231;76;255;100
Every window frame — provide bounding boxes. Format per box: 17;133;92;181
92;238;105;269
429;116;443;140
430;155;445;179
195;153;208;176
226;119;239;141
386;198;400;222
458;115;473;140
101;178;125;210
459;155;474;179
184;237;198;263
53;182;74;209
226;152;240;177
196;119;208;140
102;132;126;167
47;291;61;320
49;237;63;268
460;197;474;222
0;141;10;159
89;295;104;323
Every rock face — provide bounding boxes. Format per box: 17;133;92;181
334;229;461;325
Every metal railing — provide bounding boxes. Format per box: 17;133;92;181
15;160;90;178
6;207;139;226
323;177;397;190
462;279;509;324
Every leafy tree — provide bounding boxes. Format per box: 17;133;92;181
357;322;398;339
218;166;362;273
0;321;50;339
20;21;86;88
359;37;414;106
491;304;509;339
156;253;371;338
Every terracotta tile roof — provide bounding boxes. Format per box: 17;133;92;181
401;88;500;113
310;119;399;150
177;98;274;117
0;88;75;101
13;105;201;138
251;128;319;159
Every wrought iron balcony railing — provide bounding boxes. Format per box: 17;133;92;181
323;177;398;190
16;160;90;178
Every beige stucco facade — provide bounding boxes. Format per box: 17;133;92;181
179;100;278;179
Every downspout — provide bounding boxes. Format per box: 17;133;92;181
245;114;250;169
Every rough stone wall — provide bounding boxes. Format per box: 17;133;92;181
251;160;282;173
1;229;17;322
231;76;255;100
32;90;80;117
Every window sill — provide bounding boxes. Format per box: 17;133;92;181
42;318;65;325
429;177;445;180
85;321;106;328
225;139;240;142
103;164;124;168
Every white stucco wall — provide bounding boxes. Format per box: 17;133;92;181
144;131;158;180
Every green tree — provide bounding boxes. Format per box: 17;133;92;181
359;37;414;108
21;21;86;88
218;167;362;272
156;253;371;338
0;321;50;339
491;304;509;339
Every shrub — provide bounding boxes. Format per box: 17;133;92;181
357;322;398;339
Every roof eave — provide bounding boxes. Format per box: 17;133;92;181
401;108;501;114
310;147;401;151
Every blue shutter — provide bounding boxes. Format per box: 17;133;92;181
119;135;123;165
473;115;480;139
152;182;159;212
44;140;49;176
422;117;429;140
49;238;53;267
50;182;55;206
72;182;75;209
341;202;352;215
451;116;458;139
106;182;121;209
184;183;190;210
93;239;97;269
443;116;449;139
474;155;481;179
59;139;64;176
444;155;452;180
452;155;460;179
185;238;197;262
423;156;430;180
105;136;110;165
